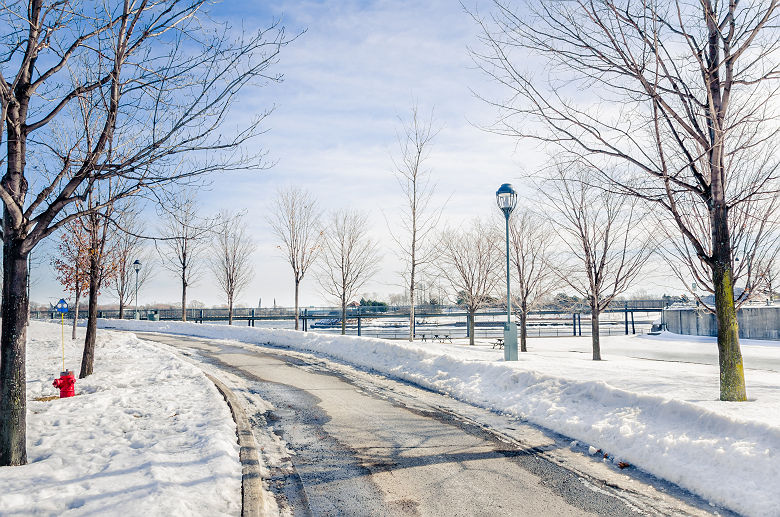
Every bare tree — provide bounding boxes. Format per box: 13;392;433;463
158;196;209;321
51;217;90;340
472;0;780;400
0;0;286;465
318;210;380;335
508;208;558;352
267;187;322;330
80;191;119;379
113;206;152;320
438;219;501;345
211;211;256;325
389;105;442;341
544;167;651;361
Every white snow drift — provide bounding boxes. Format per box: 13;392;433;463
0;321;241;516
101;319;780;517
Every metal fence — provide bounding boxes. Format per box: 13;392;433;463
35;305;657;340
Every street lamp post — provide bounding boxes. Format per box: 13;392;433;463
496;183;518;361
133;260;141;320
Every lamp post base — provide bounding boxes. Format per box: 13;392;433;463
504;322;518;361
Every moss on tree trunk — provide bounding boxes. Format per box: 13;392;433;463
713;264;747;401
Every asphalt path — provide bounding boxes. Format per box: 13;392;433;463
137;332;733;517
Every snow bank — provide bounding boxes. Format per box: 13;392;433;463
0;321;241;516
100;319;779;516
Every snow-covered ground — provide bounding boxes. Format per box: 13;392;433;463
100;319;779;517
0;321;241;516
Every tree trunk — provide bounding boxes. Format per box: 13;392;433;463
409;272;415;341
72;289;80;340
712;206;747;401
341;297;347;335
468;308;476;346
520;305;528;352
118;300;124;320
228;295;233;325
181;278;187;322
591;299;601;361
80;254;100;379
0;241;30;466
294;279;300;330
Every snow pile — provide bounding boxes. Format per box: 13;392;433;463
101;319;779;516
0;321;240;516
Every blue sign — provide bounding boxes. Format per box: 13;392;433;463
55;299;68;313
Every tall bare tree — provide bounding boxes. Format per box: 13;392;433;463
389;105;441;341
211;211;256;325
438;219;501;346
544;167;651;361
0;0;286;465
508;209;558;352
112;206;152;320
267;187;322;330
318;210;380;335
472;0;780;400
158;196;209;321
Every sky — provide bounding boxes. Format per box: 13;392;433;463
30;0;678;308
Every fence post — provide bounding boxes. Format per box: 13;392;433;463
631;311;635;334
624;303;629;335
200;309;204;324
357;316;361;336
572;313;576;336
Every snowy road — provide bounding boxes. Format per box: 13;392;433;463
136;332;729;517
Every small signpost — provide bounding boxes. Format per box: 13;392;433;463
55;299;68;372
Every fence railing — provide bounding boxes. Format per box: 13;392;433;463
33;299;667;322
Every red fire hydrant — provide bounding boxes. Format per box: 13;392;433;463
53;370;76;398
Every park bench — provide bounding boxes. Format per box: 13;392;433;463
492;337;504;349
433;334;452;343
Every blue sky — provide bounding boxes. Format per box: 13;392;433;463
31;0;671;308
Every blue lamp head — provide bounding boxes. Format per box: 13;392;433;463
496;183;517;215
133;259;141;273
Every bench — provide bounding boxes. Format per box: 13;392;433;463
492;337;504;349
433;334;452;343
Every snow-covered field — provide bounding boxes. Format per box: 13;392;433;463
100;319;779;517
0;321;241;516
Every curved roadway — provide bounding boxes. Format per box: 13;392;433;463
137;332;732;517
